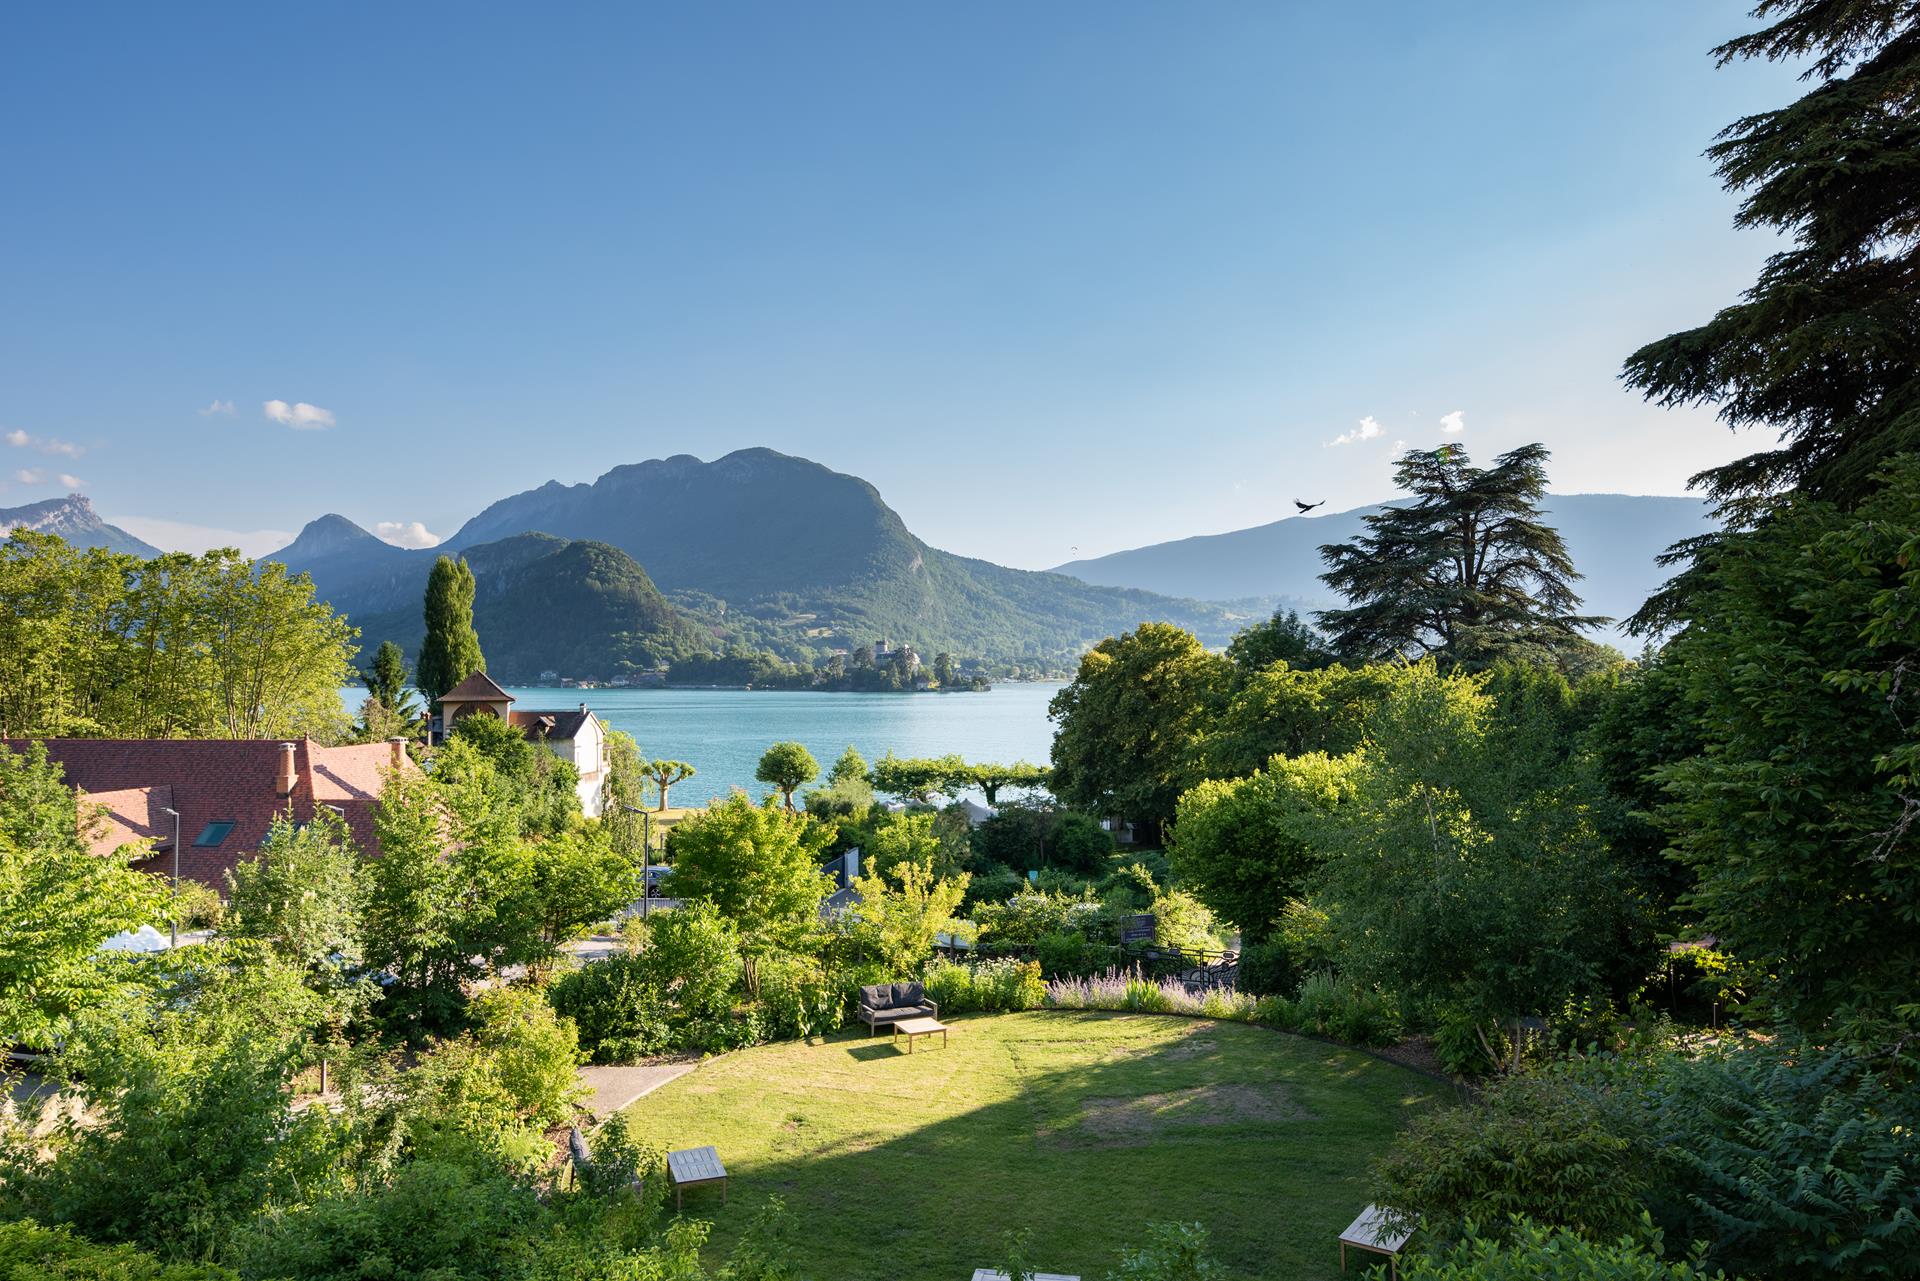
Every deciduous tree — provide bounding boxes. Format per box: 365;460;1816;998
1048;623;1231;842
641;759;696;811
755;741;819;811
1169;751;1360;943
0;743;164;1050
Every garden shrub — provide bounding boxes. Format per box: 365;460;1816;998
964;866;1026;911
1107;1220;1223;1281
466;986;583;1128
1148;888;1219;955
757;953;844;1041
233;1159;548;1281
1638;1040;1920;1278
1373;1067;1651;1246
1235;941;1298;998
1398;1216;1734;1280
643;902;742;1022
975;891;1109;951
1034;929;1120;978
1047;812;1114;874
1294;972;1401;1046
1096;860;1160;912
922;958;1044;1013
1434;1006;1503;1077
547;954;671;1064
0;1219;239;1280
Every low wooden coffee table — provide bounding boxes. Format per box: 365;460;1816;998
666;1144;727;1211
891;1015;948;1053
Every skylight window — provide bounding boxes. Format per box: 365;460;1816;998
192;820;235;847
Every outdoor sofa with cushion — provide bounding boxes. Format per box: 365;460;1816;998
858;982;939;1034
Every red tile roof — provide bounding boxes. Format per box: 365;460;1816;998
3;737;418;891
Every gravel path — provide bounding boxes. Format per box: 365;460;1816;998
576;1059;699;1122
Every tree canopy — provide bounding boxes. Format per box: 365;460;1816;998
1048;623;1232;841
755;741;819;811
416;555;484;707
1317;445;1603;669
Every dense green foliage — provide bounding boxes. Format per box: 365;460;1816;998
449;711;583;837
1168;752;1357;944
1316;663;1655;1055
1375;1037;1920;1278
1375;1067;1651;1246
0;743;165;1050
1049;623;1233;840
1399;1219;1735;1281
1653;462;1920;1045
754;741;818;810
416;554;484;707
0;1220;240;1280
0;531;357;740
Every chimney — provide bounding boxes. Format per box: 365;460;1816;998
579;702;587;713
387;736;407;769
275;742;297;797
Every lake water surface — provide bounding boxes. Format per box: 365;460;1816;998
346;683;1063;808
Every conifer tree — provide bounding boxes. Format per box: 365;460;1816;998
1317;444;1602;668
416;556;484;706
1623;0;1920;630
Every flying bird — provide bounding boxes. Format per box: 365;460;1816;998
1294;500;1325;514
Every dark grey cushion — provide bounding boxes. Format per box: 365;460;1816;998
861;985;891;1010
893;981;923;1008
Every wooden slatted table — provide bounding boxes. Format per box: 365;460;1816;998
1339;1204;1412;1279
891;1015;949;1053
666;1144;727;1211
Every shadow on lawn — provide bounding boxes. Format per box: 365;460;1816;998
663;1011;1437;1281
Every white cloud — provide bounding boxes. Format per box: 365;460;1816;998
109;515;295;559
1327;415;1385;447
263;399;335;430
14;468;46;484
199;399;236;417
1439;410;1465;434
5;428;84;457
57;473;83;489
375;520;443;549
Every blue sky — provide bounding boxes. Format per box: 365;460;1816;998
0;3;1801;566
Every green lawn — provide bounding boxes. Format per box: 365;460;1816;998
618;1011;1440;1281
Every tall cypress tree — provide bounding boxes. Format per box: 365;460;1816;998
416;556;484;706
1317;444;1603;669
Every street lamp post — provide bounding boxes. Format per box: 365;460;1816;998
160;806;181;947
620;804;653;921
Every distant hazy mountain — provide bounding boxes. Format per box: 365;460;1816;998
1051;494;1715;646
268;449;1243;670
0;494;161;557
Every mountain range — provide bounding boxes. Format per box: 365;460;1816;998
264;449;1248;678
1052;493;1714;648
0;493;160;557
9;456;1712;676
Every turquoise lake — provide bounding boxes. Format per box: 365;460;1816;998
345;683;1064;808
